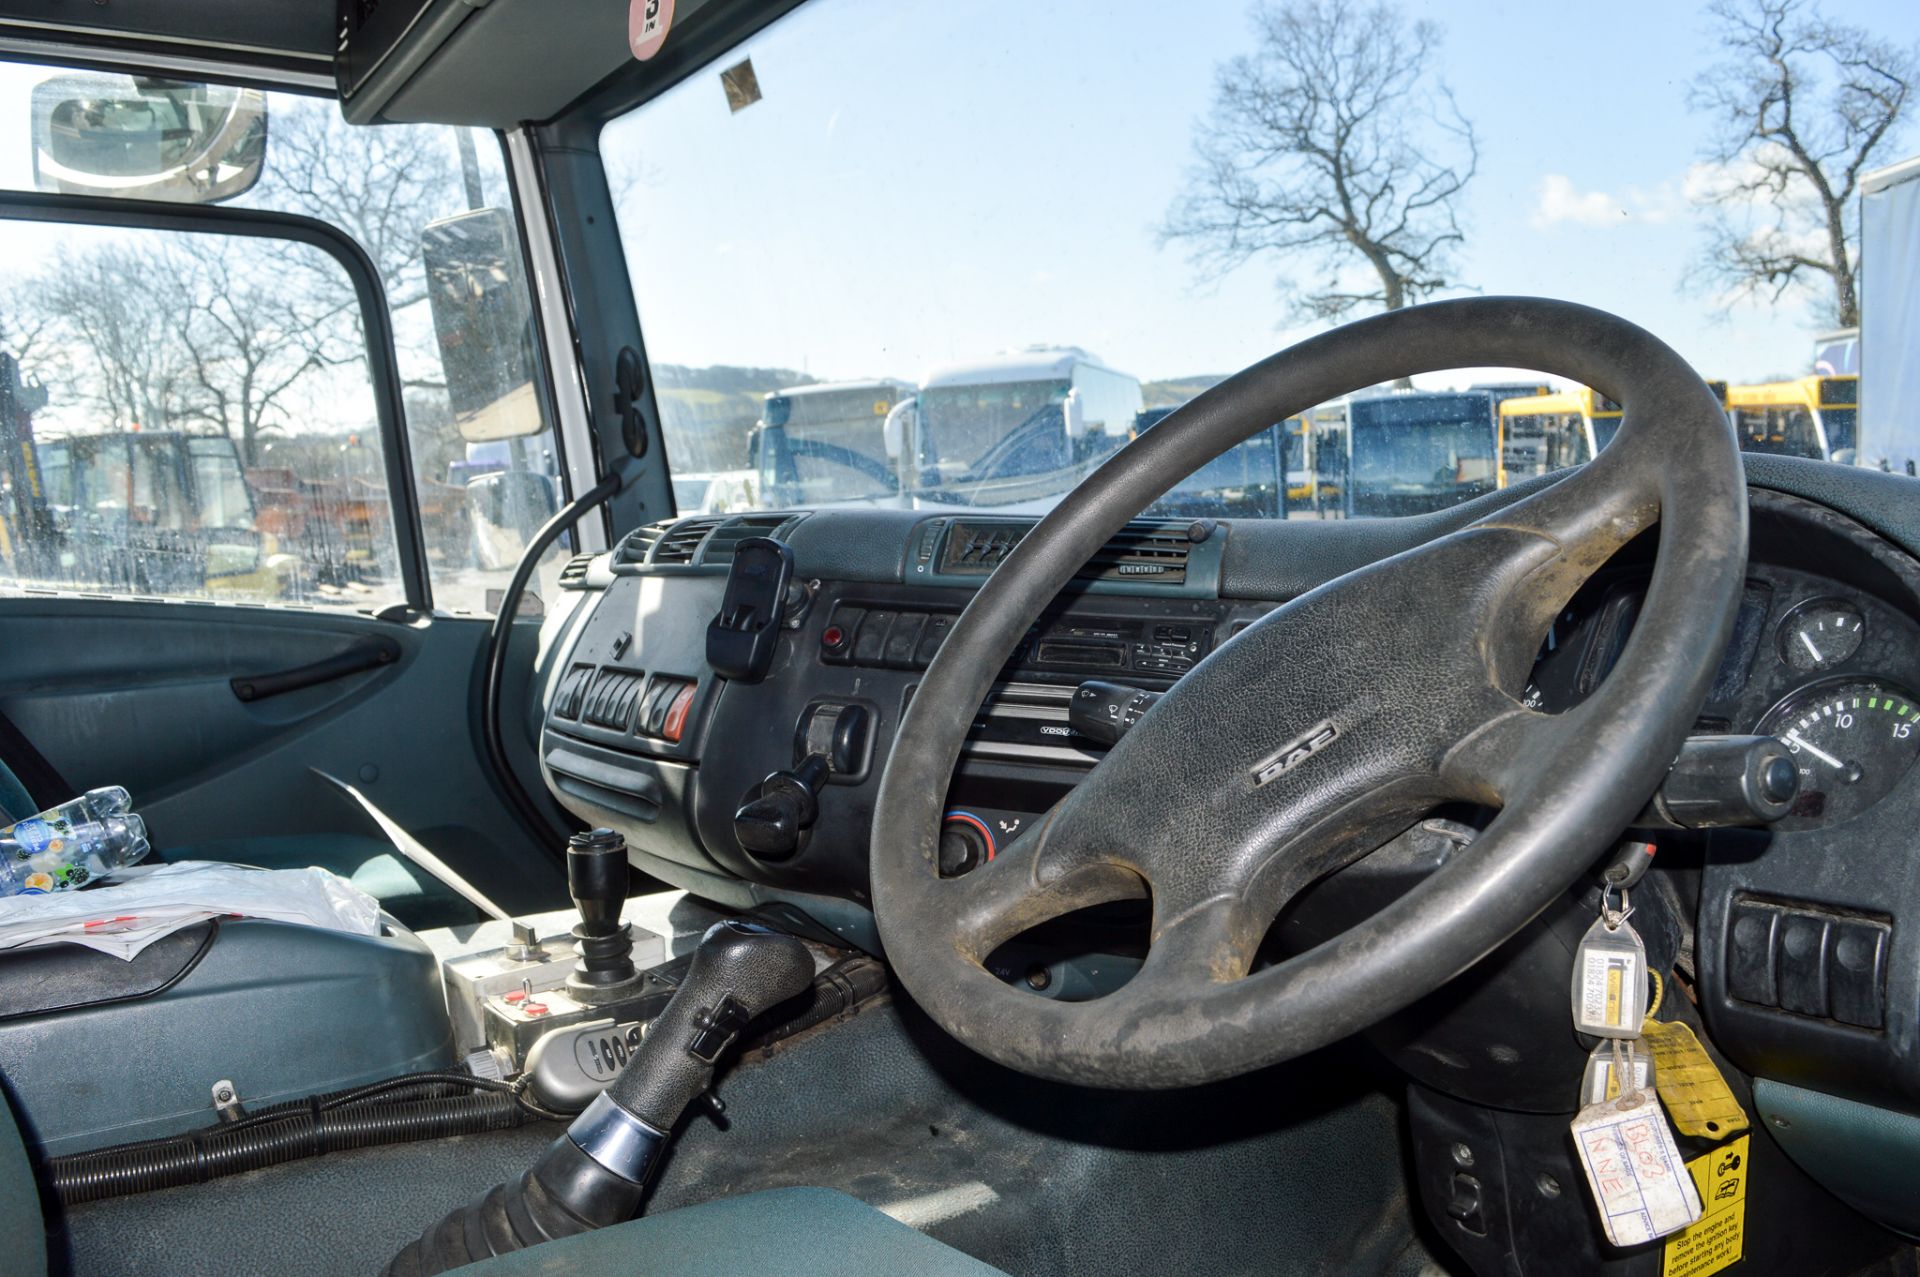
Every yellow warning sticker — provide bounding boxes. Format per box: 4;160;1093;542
1661;1134;1749;1277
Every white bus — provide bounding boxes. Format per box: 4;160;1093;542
888;346;1143;510
750;378;914;507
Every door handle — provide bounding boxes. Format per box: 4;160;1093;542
231;636;401;703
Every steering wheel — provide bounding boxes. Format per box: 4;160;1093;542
869;298;1746;1089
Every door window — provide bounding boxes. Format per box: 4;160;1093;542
1;219;399;604
0;59;564;613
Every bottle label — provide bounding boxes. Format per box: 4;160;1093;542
11;819;57;855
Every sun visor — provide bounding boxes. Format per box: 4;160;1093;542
338;0;717;128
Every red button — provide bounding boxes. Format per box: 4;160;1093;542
524;1002;549;1017
503;990;526;1004
822;625;846;649
661;682;698;744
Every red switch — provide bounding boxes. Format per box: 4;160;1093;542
661;682;698;743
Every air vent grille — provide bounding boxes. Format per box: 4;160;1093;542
700;514;792;564
1079;523;1192;584
650;517;724;566
558;553;596;588
939;520;1193;584
617;521;670;564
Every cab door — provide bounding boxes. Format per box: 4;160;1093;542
0;63;582;923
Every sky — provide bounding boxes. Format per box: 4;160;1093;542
1;0;1915;408
602;0;1920;391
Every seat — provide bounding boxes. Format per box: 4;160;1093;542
0;759;476;932
1;1076;48;1277
443;1187;1008;1276
157;834;479;931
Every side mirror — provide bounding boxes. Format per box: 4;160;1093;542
31;74;267;204
883;397;918;461
1063;388;1087;441
422;208;544;442
467;469;561;571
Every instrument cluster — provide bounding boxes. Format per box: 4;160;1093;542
1525;552;1920;832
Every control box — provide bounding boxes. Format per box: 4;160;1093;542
417;907;666;1063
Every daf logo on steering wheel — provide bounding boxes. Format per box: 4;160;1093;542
1252;719;1340;788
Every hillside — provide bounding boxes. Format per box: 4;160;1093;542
1141;374;1227;409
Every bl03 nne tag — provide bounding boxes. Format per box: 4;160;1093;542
1571;1088;1703;1246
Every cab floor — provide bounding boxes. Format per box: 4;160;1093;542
54;996;1450;1277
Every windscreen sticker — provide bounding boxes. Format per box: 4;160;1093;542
1661;1135;1749;1277
630;0;675;61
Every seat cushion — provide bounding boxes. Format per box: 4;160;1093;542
160;834;480;931
0;1079;47;1277
447;1187;1008;1277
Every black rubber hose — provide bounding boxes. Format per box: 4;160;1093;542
48;1091;529;1206
385;1132;642;1277
383;924;817;1277
481;470;622;858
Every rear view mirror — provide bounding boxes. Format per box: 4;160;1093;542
422;208;545;442
31;74;267;204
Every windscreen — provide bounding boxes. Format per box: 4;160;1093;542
600;0;1919;519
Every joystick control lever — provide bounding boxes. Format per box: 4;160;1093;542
384;921;814;1277
567;827;639;1000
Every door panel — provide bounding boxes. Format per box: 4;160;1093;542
0;598;566;915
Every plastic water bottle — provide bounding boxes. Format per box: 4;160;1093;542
0;786;151;896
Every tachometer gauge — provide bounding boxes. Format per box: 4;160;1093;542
1759;680;1920;829
1778;599;1864;672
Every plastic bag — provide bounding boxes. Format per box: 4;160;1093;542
0;861;382;960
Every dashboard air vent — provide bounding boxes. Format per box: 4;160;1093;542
1079;522;1192;585
938;519;1195;584
650;517;724;566
557;553;596;588
617;521;670;564
700;514;792;564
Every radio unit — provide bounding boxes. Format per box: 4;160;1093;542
819;603;1212;678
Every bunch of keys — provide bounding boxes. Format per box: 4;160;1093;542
1567;885;1703;1246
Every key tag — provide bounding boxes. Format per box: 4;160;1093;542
1580;1036;1655;1106
1571;1083;1703;1246
1572;887;1647;1039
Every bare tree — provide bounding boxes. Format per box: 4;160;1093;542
1687;0;1915;327
26;244;197;432
258;106;466;313
1162;0;1477;332
15;106;472;463
174;237;348;464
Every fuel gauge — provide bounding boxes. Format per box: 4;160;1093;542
1778;598;1864;672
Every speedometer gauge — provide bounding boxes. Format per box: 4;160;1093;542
1759;680;1920;829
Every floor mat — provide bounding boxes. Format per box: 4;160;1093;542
55;997;1450;1277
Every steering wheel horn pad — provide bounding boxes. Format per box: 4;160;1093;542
870;298;1746;1089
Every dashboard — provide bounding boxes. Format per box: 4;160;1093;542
530;471;1920;1129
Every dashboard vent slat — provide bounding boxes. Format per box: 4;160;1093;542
649;516;725;566
617;521;672;565
942;519;1192;584
700;513;793;565
558;553;596;588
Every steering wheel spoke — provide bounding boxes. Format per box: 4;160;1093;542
937;808;1148;961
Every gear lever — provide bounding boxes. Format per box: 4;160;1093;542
384;921;814;1277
